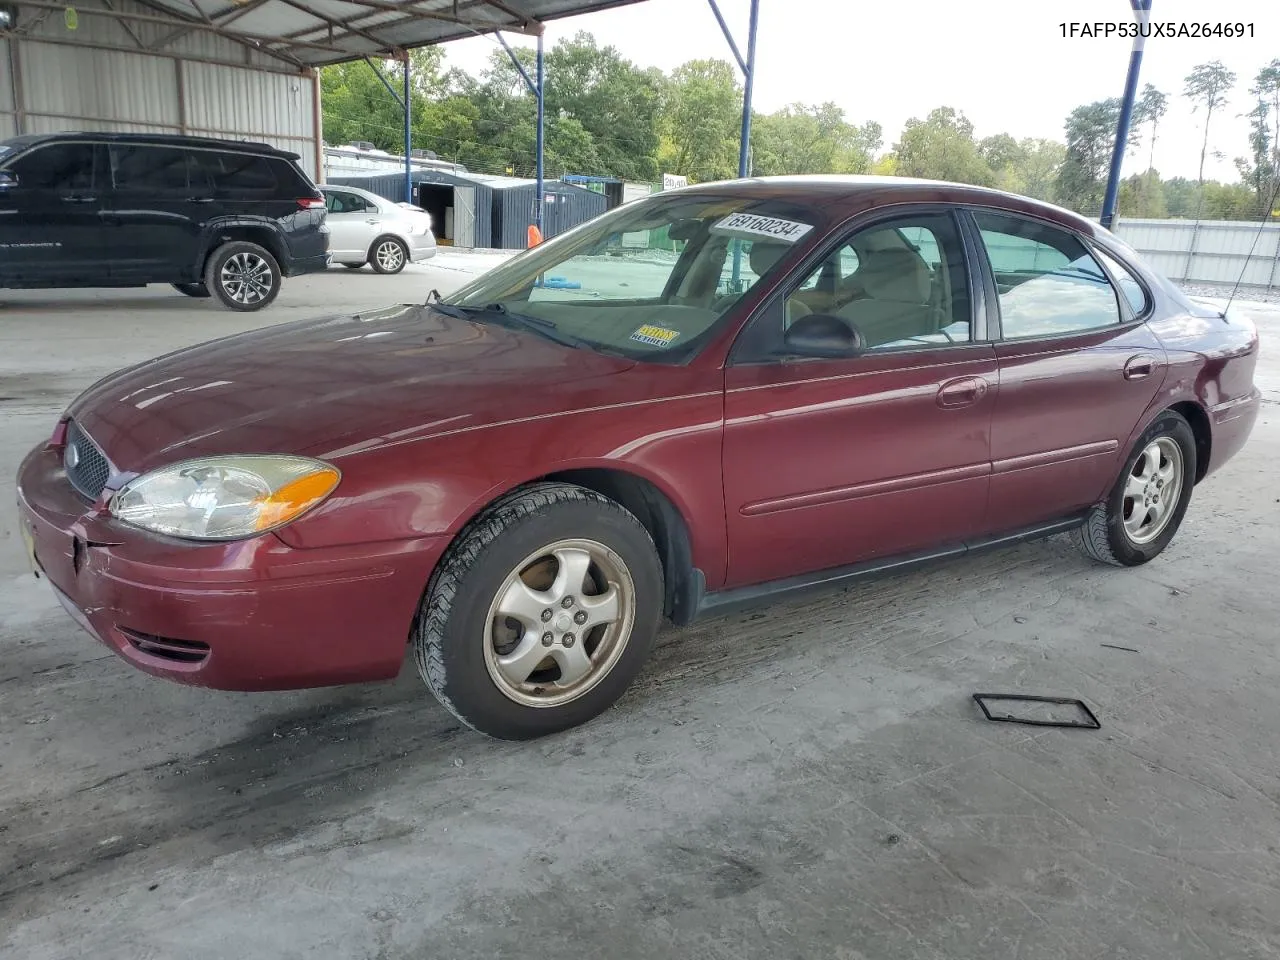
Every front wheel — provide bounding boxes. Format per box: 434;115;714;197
369;236;408;275
205;241;281;311
414;483;663;740
1073;409;1197;566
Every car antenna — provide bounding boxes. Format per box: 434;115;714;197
1222;177;1280;318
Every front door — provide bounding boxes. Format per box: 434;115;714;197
970;210;1168;533
102;143;206;283
323;188;378;261
0;140;106;283
722;211;997;589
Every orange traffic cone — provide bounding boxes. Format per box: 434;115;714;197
527;224;543;248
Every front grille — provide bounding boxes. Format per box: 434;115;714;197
63;420;112;501
119;628;211;664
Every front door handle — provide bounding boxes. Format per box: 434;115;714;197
936;376;989;409
365;218;381;225
187;197;215;204
61;195;96;203
1124;354;1158;380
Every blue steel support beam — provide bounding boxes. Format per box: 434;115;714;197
403;55;412;204
1100;0;1151;230
709;0;760;290
495;30;538;96
738;0;759;180
364;56;404;109
536;31;545;233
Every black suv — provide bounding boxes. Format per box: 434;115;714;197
0;132;330;311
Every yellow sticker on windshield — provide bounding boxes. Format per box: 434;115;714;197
629;324;681;347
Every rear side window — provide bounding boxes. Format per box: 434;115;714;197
325;190;373;214
1092;246;1149;317
975;211;1122;339
7;142;97;190
193;151;278;195
111;145;191;191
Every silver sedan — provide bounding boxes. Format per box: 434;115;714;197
320;184;437;274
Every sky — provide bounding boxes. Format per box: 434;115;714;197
435;0;1280;182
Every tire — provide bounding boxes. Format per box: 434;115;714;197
204;241;281;312
414;482;663;740
171;281;210;298
369;236;408;275
1072;409;1197;567
341;261;367;270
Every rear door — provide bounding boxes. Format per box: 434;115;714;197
102;142;206;282
323;188;378;260
0;140;106;283
968;209;1167;534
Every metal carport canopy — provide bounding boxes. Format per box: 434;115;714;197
16;0;654;67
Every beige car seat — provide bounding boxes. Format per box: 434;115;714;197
835;248;943;346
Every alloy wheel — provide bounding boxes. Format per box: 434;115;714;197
1122;436;1183;544
376;240;405;272
482;538;635;708
219;252;274;305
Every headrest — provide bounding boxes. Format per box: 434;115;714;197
857;248;930;303
749;241;789;277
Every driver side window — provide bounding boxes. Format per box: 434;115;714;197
733;212;972;363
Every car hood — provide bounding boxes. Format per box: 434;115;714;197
68;303;636;475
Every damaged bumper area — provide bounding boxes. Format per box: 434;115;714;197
15;443;445;691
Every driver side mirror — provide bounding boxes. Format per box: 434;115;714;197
783;313;863;359
0;171;17;189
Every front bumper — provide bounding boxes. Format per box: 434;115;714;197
16;442;445;691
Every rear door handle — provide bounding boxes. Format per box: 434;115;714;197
187;197;215;204
1123;354;1158;380
937;376;989;409
62;195;96;203
365;218;381;225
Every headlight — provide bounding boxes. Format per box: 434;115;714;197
109;455;340;540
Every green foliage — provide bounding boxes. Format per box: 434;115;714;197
319;36;1276;224
892;107;995;186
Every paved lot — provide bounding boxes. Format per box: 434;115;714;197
2;267;1279;959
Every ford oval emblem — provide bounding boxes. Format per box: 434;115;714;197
64;442;80;471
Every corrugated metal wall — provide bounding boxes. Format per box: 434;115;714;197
492;181;607;249
1113;219;1280;289
0;0;320;176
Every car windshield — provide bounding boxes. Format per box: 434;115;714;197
444;192;828;362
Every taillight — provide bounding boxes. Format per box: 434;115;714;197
297;197;325;210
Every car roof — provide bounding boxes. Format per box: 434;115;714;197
671;175;1105;241
319;184;384;202
0;131;298;160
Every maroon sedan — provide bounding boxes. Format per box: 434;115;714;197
17;176;1261;739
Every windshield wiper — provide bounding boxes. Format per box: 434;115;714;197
429;301;604;352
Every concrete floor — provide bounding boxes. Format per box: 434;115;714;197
2;265;1279;960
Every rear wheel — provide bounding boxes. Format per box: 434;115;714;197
1073;410;1197;567
205;241;281;312
171;281;210;298
414;483;663;740
369;236;408;275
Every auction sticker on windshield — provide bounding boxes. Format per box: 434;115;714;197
629;324;681;347
711;213;814;243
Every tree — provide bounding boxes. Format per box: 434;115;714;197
1118;170;1167;218
1015;138;1065;202
751;103;881;176
1184;60;1236;190
1236;99;1273;211
545;32;664;181
1134;83;1168;173
1055;99;1137;214
892;107;994;186
658;59;741;182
